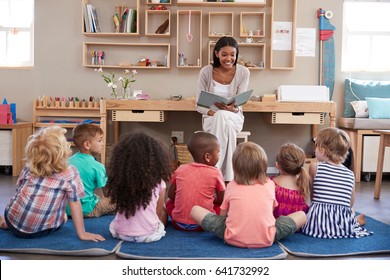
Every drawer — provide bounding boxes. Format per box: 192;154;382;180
0;131;12;165
112;110;166;122
268;112;324;124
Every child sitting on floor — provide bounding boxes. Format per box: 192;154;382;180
271;143;310;218
302;127;371;238
0;126;104;242
166;132;225;231
191;141;306;248
66;123;115;218
106;132;171;243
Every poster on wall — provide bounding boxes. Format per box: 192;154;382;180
296;28;316;57
272;21;293;51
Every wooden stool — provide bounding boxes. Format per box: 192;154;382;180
373;130;390;199
237;131;251;142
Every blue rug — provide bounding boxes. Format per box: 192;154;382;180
116;225;287;259
0;215;121;256
278;215;390;257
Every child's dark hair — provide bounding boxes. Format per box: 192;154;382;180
187;132;218;163
233;142;268;185
276;143;310;200
212;36;239;67
72;123;103;149
106;131;171;219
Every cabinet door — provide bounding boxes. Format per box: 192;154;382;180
0;131;12;165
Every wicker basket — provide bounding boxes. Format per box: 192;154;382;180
176;144;193;165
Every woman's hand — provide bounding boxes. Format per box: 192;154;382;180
214;102;238;113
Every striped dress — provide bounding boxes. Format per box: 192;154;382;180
302;162;372;239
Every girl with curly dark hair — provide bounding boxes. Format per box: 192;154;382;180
106;131;171;243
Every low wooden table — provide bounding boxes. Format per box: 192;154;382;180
373;130;390;199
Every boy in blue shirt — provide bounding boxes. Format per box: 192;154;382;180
66;123;115;217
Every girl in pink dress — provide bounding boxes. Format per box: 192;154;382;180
271;143;310;218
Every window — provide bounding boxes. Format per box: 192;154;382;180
0;0;34;68
342;0;390;72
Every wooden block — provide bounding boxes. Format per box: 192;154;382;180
261;94;277;102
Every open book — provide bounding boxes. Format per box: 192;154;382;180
197;89;254;108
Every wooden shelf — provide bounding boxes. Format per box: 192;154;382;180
177;10;202;68
177;1;266;7
83;42;171;69
82;0;140;36
146;0;171;5
240;12;265;38
33;99;101;148
145;9;171;37
270;0;297;70
209;12;234;38
208;41;266;70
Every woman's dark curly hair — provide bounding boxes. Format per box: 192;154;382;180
106;131;171;219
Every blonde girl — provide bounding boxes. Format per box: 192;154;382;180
0;126;104;242
302;127;371;238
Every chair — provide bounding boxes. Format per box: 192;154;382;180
236;131;251;143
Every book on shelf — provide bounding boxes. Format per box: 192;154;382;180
120;8;128;33
197;89;254;108
83;4;91;32
130;9;137;33
91;5;101;33
84;4;101;33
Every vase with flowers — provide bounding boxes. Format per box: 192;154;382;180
95;67;118;99
118;69;137;99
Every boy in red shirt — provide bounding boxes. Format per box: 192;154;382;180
166;132;225;231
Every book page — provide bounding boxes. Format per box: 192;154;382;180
197;89;254;108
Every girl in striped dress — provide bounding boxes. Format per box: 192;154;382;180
302;127;371;238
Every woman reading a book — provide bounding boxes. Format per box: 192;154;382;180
196;36;250;182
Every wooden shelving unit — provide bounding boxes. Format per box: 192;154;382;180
82;0;140;36
145;9;171;37
208;41;266;70
177;0;266;7
208;12;234;38
177;10;202;68
83;42;171;69
240;12;265;38
270;0;297;70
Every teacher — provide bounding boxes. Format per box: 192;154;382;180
196;36;250;182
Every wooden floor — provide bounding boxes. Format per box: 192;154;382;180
0;173;389;260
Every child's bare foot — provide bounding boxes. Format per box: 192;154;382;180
357;213;366;226
0;215;9;230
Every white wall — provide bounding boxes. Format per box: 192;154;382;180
0;0;344;163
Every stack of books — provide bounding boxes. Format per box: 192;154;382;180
113;5;137;33
83;3;101;33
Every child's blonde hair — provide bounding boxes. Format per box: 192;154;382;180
25;126;72;177
233;142;268;185
315;127;350;164
276;143;311;200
